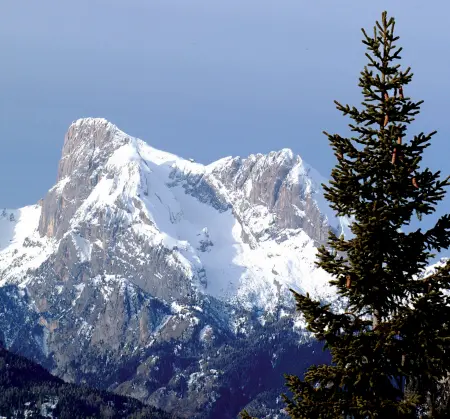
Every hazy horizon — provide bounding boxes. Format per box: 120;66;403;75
1;0;449;220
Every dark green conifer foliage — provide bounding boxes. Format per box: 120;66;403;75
282;11;450;419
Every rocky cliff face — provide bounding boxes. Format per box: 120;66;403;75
0;118;345;418
39;119;127;239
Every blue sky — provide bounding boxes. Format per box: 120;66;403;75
1;0;450;220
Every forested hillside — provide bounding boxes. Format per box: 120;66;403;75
0;342;173;419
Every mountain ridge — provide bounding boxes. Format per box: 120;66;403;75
0;117;348;418
2;117;347;309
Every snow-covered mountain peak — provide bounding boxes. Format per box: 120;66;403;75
57;118;129;182
266;147;295;164
0;119;352;415
2;118;348;311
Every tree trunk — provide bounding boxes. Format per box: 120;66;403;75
373;309;381;329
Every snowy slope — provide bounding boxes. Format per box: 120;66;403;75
0;206;40;249
0;205;55;287
0;208;18;251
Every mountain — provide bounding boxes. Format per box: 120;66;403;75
0;342;173;418
0;118;347;418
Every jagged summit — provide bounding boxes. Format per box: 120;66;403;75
57;118;126;182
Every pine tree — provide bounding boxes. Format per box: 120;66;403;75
282;11;450;419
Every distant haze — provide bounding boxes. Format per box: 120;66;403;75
1;0;449;233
